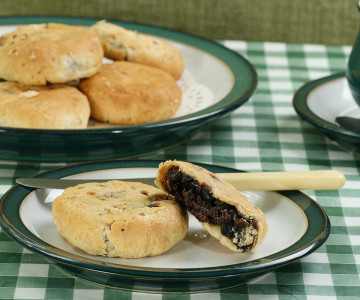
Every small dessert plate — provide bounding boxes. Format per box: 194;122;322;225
293;72;360;151
0;160;330;293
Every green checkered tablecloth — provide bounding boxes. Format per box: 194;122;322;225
1;41;359;299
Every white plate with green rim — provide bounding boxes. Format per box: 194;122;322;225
0;160;331;293
293;72;360;151
0;16;257;162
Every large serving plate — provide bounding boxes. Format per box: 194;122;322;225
0;160;330;293
0;16;257;162
293;73;360;151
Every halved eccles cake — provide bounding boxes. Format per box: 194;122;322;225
155;160;268;252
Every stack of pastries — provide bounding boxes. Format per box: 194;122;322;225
0;21;184;129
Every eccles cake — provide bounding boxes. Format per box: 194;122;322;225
0;23;103;85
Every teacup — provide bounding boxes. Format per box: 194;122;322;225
347;1;360;107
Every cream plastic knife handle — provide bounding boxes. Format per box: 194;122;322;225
217;170;345;191
16;170;345;191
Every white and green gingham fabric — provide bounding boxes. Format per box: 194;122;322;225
0;41;359;299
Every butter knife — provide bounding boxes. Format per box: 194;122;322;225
15;170;346;191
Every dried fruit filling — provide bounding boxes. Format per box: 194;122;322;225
164;166;258;250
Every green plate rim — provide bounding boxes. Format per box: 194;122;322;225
0;160;330;280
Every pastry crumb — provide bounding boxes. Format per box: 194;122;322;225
21;90;39;98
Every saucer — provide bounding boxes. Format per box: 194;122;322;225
293;72;360;151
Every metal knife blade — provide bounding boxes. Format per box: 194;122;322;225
16;177;156;189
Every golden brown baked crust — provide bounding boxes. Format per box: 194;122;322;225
156;160;268;252
0;82;90;129
0;23;103;85
52;180;188;258
79;61;182;125
91;20;184;80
